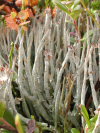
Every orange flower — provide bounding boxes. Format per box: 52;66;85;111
15;0;22;7
18;10;29;20
3;6;11;13
25;8;34;18
5;16;18;30
5;10;30;31
51;6;57;18
24;0;38;6
6;0;12;1
0;5;4;10
3;0;11;13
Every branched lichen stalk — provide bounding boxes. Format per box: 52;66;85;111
98;39;100;80
54;51;70;101
88;51;98;109
44;60;51;102
4;58;17;114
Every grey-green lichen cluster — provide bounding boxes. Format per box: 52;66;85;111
0;8;100;132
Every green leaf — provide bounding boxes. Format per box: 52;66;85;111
8;42;14;68
66;20;74;26
0;101;6;119
53;0;70;15
84;115;98;133
80;30;93;41
70;37;75;44
90;114;98;123
15;114;25;133
85;122;94;133
61;1;73;8
0;121;3;125
71;128;80;133
0;129;14;133
3;108;15;128
81;105;90;127
70;9;83;20
71;0;80;10
86;127;94;133
72;5;82;11
12;73;17;81
34;127;39;133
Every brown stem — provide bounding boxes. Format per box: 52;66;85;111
0;125;18;132
27;5;36;16
11;0;15;4
73;19;81;39
86;78;100;110
64;96;71;132
0;11;7;15
65;96;71;116
0;0;20;12
0;118;16;131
